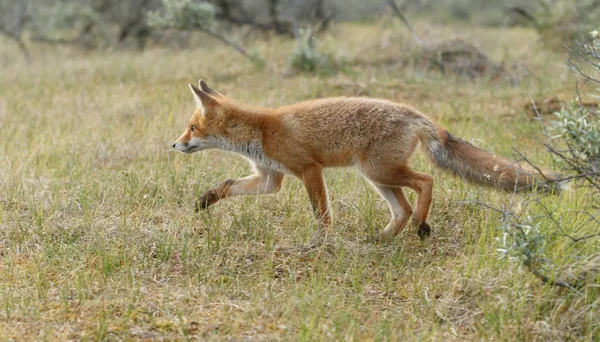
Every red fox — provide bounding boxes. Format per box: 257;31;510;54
172;80;560;239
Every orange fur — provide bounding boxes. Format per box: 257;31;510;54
172;81;560;240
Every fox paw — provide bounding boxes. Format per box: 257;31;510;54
417;222;431;240
196;190;218;211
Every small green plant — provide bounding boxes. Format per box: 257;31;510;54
549;31;600;186
289;27;333;74
551;102;600;166
496;216;545;266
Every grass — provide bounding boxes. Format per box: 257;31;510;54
1;21;599;340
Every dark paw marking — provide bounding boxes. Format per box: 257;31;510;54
196;190;218;211
417;222;431;240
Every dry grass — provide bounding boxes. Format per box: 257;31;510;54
1;21;599;340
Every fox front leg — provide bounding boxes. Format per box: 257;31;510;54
196;170;284;211
196;179;234;210
298;165;331;227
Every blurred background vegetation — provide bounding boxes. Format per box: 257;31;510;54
2;0;599;55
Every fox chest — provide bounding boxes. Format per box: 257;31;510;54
211;137;290;174
238;143;290;173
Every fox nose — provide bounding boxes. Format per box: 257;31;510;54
171;142;176;148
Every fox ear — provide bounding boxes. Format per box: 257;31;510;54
198;79;225;98
189;84;219;109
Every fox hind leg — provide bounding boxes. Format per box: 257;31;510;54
371;184;413;239
362;164;434;239
403;169;434;239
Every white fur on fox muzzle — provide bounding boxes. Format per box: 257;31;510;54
172;137;210;153
172;142;197;153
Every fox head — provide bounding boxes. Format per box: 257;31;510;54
171;80;228;153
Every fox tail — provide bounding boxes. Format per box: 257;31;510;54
417;120;566;193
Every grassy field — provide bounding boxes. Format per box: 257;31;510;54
1;21;599;340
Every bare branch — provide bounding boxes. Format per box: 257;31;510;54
0;0;31;61
387;0;429;49
197;25;257;62
506;6;537;25
523;259;583;292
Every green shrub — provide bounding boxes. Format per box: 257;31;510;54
289;27;333;74
491;30;600;290
549;32;600;182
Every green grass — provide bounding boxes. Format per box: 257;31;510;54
1;22;599;340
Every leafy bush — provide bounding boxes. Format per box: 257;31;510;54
549;32;600;186
487;31;600;290
552;103;600;168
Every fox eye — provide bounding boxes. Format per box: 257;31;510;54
190;125;196;132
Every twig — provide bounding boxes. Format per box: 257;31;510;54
387;0;429;49
0;1;31;62
154;23;258;63
0;31;31;62
459;200;517;220
197;25;257;62
530;96;551;139
567;58;600;85
524;260;582;292
311;0;336;34
506;6;537;25
512;150;553;182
